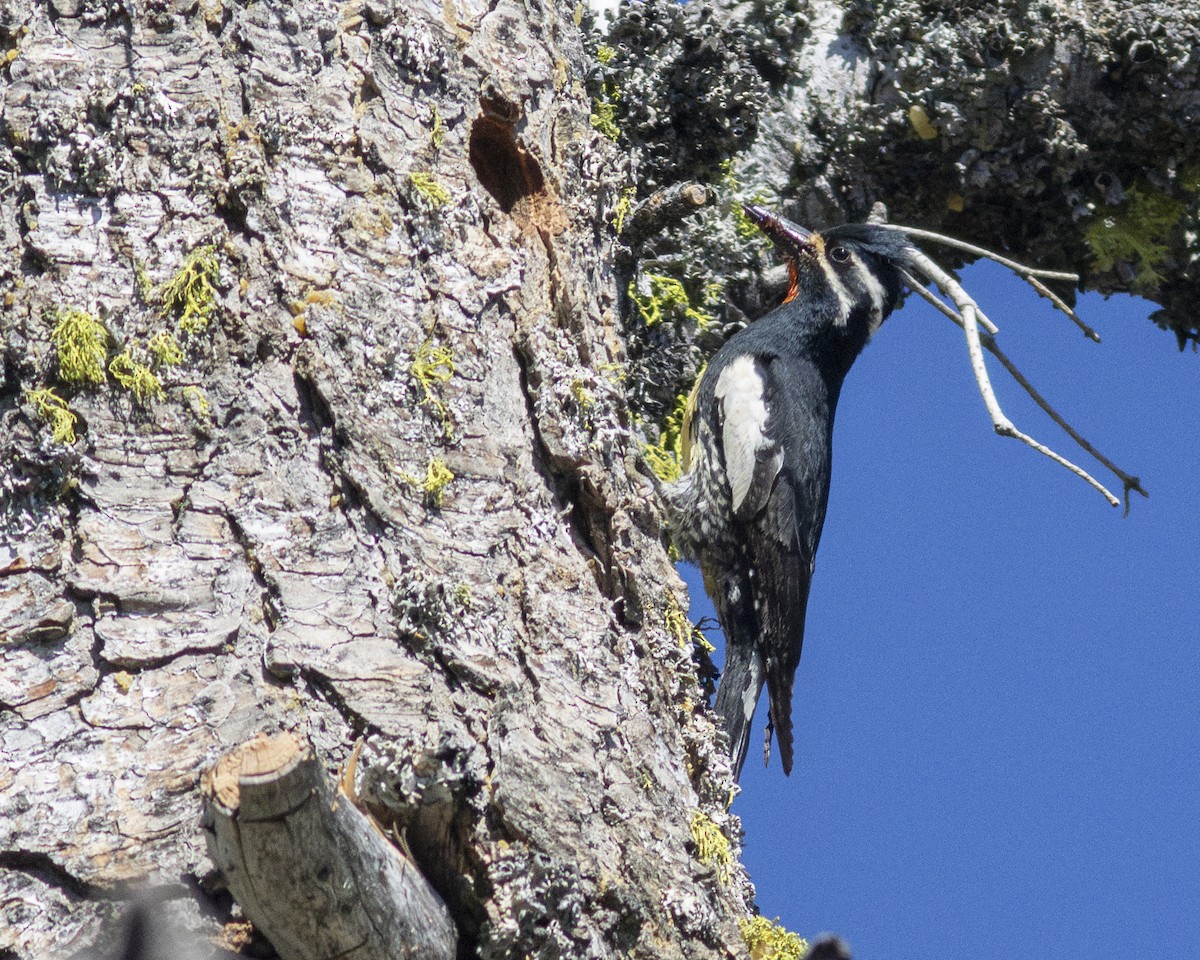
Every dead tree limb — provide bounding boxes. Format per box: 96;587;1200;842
200;733;457;960
622;181;712;245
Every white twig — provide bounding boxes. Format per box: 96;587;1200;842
973;334;1147;514
1023;274;1101;343
903;271;1146;513
880;223;1100;341
899;269;998;335
900;245;1129;509
877;224;1079;281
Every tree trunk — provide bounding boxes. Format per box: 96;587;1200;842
1;0;1195;958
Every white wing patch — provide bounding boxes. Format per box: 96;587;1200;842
715;355;772;514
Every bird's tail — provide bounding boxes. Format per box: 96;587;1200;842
713;641;765;780
765;664;795;776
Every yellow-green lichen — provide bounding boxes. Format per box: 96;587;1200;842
642;438;681;484
133;259;153;299
430;104;445;149
732;202;770;243
663;593;691;648
410;338;456;437
50;308;108;385
590;82;620;141
25;388;78;445
409;171;451;207
1084;183;1187;294
454;582;473;607
596;44;616;64
722;160;772;245
161;245;219;334
689;810;732;884
403;457;455;508
569;378;595;413
641;374;700;484
182;385;211;417
147;330;183;367
108;349;163;402
739;916;808;960
907;104;938;140
612;185;635;235
629;274;713;330
664;592;715;654
597;361;626;382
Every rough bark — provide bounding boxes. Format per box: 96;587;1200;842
1;1;741;957
0;0;1194;958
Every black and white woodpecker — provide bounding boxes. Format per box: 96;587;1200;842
663;204;910;778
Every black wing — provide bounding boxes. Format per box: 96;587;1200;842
741;354;828;775
747;459;814;776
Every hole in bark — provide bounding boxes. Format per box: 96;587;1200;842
467;116;568;235
293;370;336;436
468;116;544;214
1127;40;1156;65
0;354;19;403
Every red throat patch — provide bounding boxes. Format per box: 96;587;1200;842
782;259;800;303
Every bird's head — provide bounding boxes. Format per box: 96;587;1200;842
743;204;909;344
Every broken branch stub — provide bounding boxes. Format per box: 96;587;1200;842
201;732;457;960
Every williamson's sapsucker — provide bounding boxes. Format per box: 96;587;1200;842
664;204;909;779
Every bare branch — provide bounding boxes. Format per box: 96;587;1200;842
900;268;999;335
202;732;457;960
877;223;1079;281
881;223;1101;341
1022;274;1102;343
975;336;1148;514
899;261;1147;513
900;246;1125;508
622;182;711;245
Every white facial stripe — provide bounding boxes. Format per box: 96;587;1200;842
817;254;854;326
715;355;771;514
849;249;887;330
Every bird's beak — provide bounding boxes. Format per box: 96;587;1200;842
741;203;816;253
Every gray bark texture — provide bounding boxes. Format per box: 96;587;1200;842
0;0;1195;958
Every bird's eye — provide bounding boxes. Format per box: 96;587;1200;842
829;246;850;263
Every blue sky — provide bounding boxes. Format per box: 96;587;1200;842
681;261;1199;960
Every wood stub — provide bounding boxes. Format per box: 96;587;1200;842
201;733;457;960
621;181;712;246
